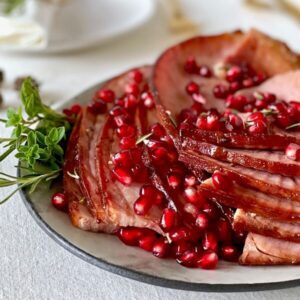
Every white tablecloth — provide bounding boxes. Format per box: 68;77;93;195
1;1;300;299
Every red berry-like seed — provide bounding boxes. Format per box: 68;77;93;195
202;231;218;252
195;213;209;231
184;56;198;74
70;104;82;114
141;92;155;109
113;114;131;127
125;83;139;96
285;143;300;161
213;84;229;99
212;171;232;191
87;100;107;114
139;235;156;252
118;227;144;246
123;94;138;109
116;124;136;138
109;106;127;117
184;174;197;187
186;81;200;95
167;173;181;189
184;203;199;218
226;66;242;82
196;115;207;129
134;195;152;216
112;150;132;167
96;89;115;103
248;119;268;134
150;123;166;139
152;239;169;258
140;184;164;205
229;81;242;92
198;251;218;269
177;250;199;268
206;114;221;130
221;245;239;262
160;208;176;230
226;95;247;111
184;187;200;204
276;113;292;128
120;136;136;149
199;65;212;78
51;192;68;211
169;227;190;242
112;167;132;185
131;164;148;182
228;113;243;129
247;111;264;122
130;69;143;83
172;241;194;258
216;219;232;242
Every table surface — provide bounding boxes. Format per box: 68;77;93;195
1;1;300;299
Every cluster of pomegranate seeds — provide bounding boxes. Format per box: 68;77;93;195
184;56;212;78
63;104;82;118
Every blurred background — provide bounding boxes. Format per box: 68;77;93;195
0;0;299;109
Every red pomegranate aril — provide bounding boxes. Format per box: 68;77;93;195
226;95;247;111
229;81;242;92
196;115;207;129
134;195;152;216
139;235;156;252
226;66;242;82
202;201;220;220
178;108;197;123
116;124;136;138
51;192;68;211
276;113;292;128
112;150;132;167
167;150;178;163
254;99;268;110
217;219;232;242
184;174;197;187
131;164;148;182
184;56;198;74
221;245;239;262
140;184;164;205
247;111;264;122
120;136;136;149
195;213;209;231
206;114;222;131
198;251;219;269
130;147;143;164
125;83;139;96
177;250;198;268
161;208;176;230
228;113;243;129
191;101;205;114
96;89;115;103
167;173;181;189
151;146;168;162
170;227;190;242
184;203;199;218
112;167;132;185
285;143;300;161
118;227;143;246
242;78;254;88
212;171;232;191
264;92;276;104
290;101;300;111
109;106;127;117
124;94;138;109
186;81;200;95
184;187;201;204
150;123;166;139
141;92;155;109
248;119;268;134
243;104;254;113
152;239;169;258
272;102;288;114
199;65;212;78
113;114;131;127
213;84;229;99
70;104;82;114
129;69;143;83
88;100;107;114
202;231;218;252
172;241;194;258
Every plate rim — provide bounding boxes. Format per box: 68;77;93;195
19;78;300;293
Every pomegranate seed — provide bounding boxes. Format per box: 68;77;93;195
51;192;68;211
70;104;82;114
216;219;232;241
172;241;194;258
229;81;242;92
151;146;168;162
212;171;232;191
125;83;139;96
116;124;136;138
221;245;239;262
139;235;156;252
112;150;132;167
96;89;115;103
130;147;143;164
184;203;199;218
226;66;242;82
264;92;276;104
150;123;165;139
178;108;197;123
196;115;207;129
186;81;200;95
276;113;292;128
177;250;199;268
109;106;127;117
248;119;268;134
167;173;181;189
113;114;131;127
198;251;218;269
202;201;220;220
228;113;243;129
184;174;197;187
120;136;136;149
247;111;265;122
118;227;143;246
131;164;148;182
129;69;143;83
254;99;268;110
152;239;169;258
112;167;132;185
213;84;229;99
290;101;300;111
202;231;218;252
160;208;176;230
169;227;190;242
141;92;155;109
140;184;164;205
242;78;254;88
184;187;205;206
191;102;205;114
195;213;209;231
285;143;300;161
184;56;198;74
272;102;288;114
243;104;254;113
206;114;221;130
226;95;247;111
134;195;152;216
87;100;107;114
123;94;138;109
199;65;212;78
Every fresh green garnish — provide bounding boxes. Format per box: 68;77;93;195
1;0;25;14
0;78;71;204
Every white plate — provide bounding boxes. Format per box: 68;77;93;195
1;0;156;53
20;79;300;292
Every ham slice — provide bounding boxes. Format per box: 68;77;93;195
182;138;300;177
199;178;300;222
226;29;300;76
234;209;300;243
240;233;300;265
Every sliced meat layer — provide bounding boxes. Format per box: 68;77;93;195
199;178;300;222
153;31;244;115
240;233;300;265
234;209;300;243
226;29;300;76
182;139;300;177
179;150;300;201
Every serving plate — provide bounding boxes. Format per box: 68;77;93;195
20;78;300;292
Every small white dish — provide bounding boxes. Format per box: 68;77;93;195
19;77;300;292
0;0;156;53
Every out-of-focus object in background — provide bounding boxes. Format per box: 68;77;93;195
165;0;199;33
281;0;300;21
0;0;156;53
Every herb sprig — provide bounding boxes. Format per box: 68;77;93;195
0;78;71;204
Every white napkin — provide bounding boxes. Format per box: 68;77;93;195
0;0;64;49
